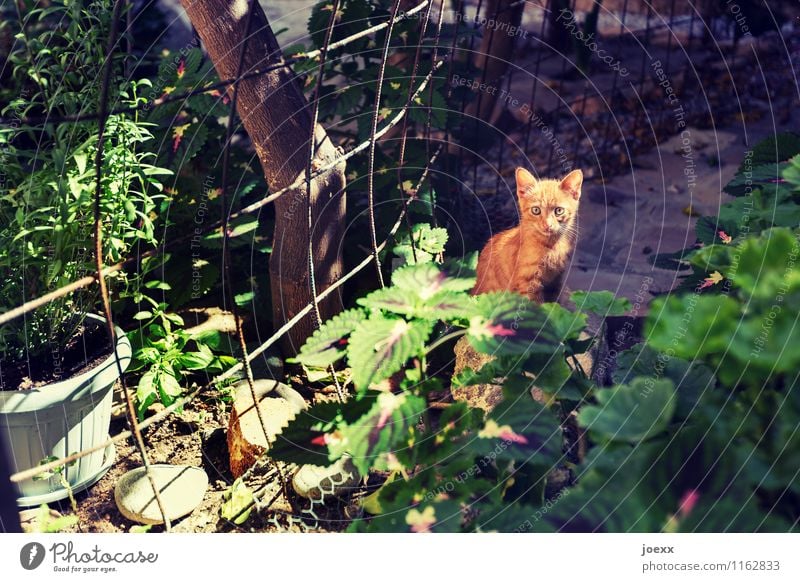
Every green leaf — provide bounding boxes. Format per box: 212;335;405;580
294;309;366;368
393;223;448;265
391;262;475;299
348;316;432;390
613;344;713;418
467;293;560;356
221;478;254;525
336;392;427;474
178;349;214;370
357;287;419;316
270;397;378;466
136;368;159;418
570;290;631;316
540;301;587;341
578;377;676;443
645;294;740;359
476;397;563;466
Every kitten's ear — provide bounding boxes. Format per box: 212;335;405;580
516;167;537;198
559;169;583;199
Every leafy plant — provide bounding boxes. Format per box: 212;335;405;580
127;291;236;418
271;228;617;531
0;1;171;372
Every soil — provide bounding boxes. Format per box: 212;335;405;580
28;384;355;533
0;317;113;392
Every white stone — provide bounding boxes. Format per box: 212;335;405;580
115;465;208;525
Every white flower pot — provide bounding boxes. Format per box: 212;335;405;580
0;315;131;507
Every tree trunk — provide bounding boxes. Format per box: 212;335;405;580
180;0;345;355
466;0;525;124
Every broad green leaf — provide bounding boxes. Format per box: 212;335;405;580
347;316;432;390
269;396;378;466
613;344;713;418
570;290;631;316
391;262;475;299
578;377;675;443
540;302;587;341
294;309;366;368
136;368;159;418
337;392;427;475
467;293;560;356
357;287;418;316
475;397;563;466
646;294;740;359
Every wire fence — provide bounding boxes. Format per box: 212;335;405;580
0;0;447;529
1;0;795;530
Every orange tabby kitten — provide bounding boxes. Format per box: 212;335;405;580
473;167;582;302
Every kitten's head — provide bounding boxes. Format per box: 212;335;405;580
515;167;582;242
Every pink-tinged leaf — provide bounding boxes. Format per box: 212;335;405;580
485;323;516;337
718;230;732;244
699;271;724;289
172;123;190;152
177;59;186;78
678;489;700;518
479;419;530;445
406;506;436;533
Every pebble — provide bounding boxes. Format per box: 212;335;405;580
115;465;208;525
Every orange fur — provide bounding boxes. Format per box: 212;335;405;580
473;167;583;302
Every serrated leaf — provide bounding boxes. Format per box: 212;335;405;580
393;223;449;265
467;293;560;356
570;290;631;316
295;309;366;368
391;262;475;299
270;397;377;466
357;287;419;316
540;302;587;341
347;316;432;390
577;377;676;443
475;397;563;466
336;392;427;474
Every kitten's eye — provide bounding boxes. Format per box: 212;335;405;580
554;207;565;216
531;206;541;215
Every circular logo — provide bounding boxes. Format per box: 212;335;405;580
20;542;46;570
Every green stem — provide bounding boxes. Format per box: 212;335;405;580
425;328;467;356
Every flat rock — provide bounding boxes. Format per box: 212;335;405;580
451;336;503;413
114;465;208;525
292;456;360;500
227;379;307;477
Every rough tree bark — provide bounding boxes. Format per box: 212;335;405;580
180;0;345;355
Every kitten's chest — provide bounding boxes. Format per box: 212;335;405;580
517;239;571;281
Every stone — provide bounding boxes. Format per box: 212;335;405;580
114;465;208;525
227;379;307;477
451;336;503;413
292;456;361;500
